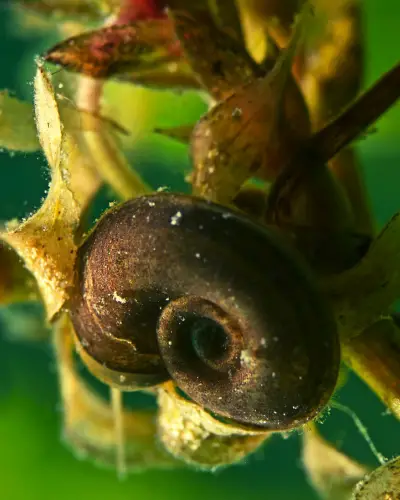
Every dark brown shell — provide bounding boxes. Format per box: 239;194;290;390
70;192;340;429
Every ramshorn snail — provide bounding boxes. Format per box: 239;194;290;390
70;192;339;430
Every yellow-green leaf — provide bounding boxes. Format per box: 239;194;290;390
1;66;81;320
157;382;269;470
34;65;63;167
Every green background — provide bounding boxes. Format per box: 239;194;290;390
0;2;399;499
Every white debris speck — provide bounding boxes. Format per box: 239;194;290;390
170;211;183;226
232;107;242;119
148;201;156;207
168;341;173;346
240;349;252;367
119;375;126;383
271;372;276;378
195;252;201;259
260;338;266;347
112;291;127;304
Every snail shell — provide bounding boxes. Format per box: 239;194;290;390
70;192;340;430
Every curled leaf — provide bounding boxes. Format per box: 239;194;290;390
352;456;400;499
0;66;87;320
190;12;311;203
44;20;183;80
303;424;369;499
0;91;39;152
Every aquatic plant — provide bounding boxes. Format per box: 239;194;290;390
0;1;399;498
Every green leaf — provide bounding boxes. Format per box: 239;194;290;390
0;91;39;152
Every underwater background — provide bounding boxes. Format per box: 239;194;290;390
0;1;399;499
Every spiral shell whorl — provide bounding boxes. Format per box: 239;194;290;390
70;193;339;429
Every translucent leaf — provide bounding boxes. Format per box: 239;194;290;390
1;66;82;320
352;456;400;499
0;91;39;152
55;314;179;472
303;425;369;500
34;64;63;167
190;17;311;203
157;382;270;470
44;20;183;80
